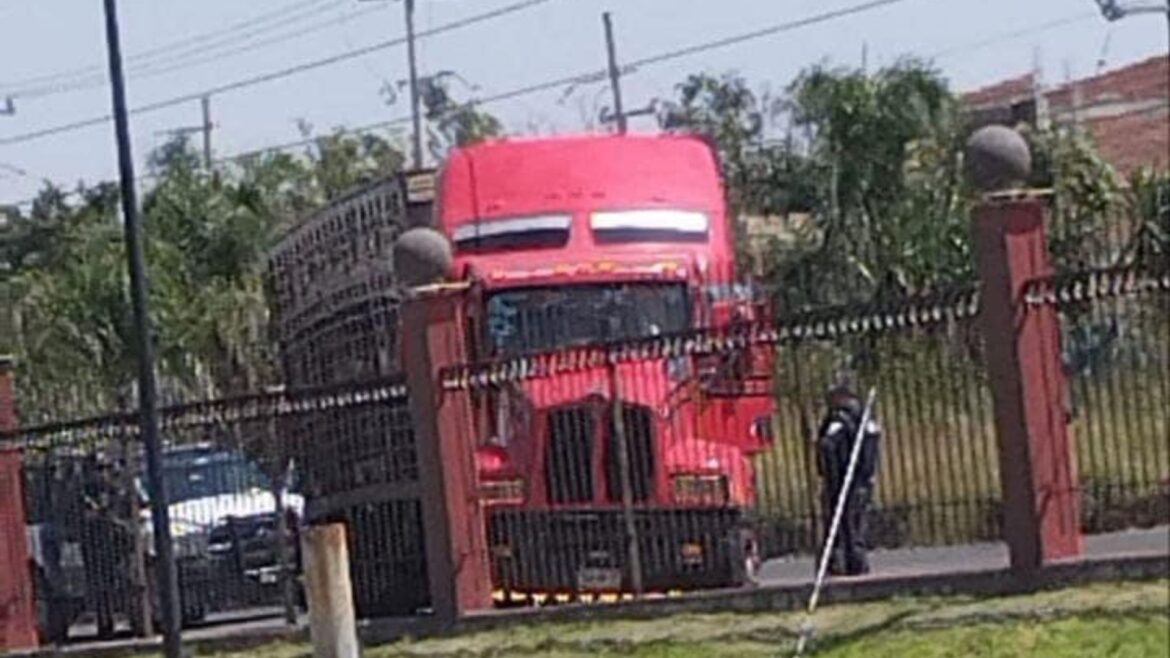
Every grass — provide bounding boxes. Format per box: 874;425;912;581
153;579;1168;658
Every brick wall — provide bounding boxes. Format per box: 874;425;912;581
962;55;1169;175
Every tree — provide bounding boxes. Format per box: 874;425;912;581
3;128;412;420
2;183;192;420
1126;168;1170;270
657;73;820;272
780;59;967;305
1024;124;1125;272
419;73;503;161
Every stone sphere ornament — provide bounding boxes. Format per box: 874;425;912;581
393;227;453;288
964;125;1032;193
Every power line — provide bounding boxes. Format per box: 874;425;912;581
0;0;556;148
0;0;912;207
0;0;341;96
928;12;1099;60
628;0;912;69
10;1;388;100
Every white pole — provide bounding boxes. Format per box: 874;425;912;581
303;523;361;658
795;388;878;656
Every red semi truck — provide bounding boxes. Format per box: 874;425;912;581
416;133;775;595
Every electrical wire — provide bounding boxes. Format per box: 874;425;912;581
928;11;1099;60
9;2;389;100
0;0;341;96
4;0;971;206
0;0;556;147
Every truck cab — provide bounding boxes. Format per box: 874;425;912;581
431;134;774;594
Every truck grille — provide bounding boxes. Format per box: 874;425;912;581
606;404;655;503
544;403;656;506
545;406;595;504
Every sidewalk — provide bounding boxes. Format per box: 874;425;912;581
757;525;1169;586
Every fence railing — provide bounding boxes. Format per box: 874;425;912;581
1027;264;1170;534
6;264;1167;639
6;377;424;643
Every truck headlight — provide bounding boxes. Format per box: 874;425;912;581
670;473;729;506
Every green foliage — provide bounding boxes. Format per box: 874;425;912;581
420;73;502;160
662;61;1151;313
2;75;510;420
660;73;764;205
778;59;969;307
1125;167;1170;269
1;131;410;419
1024;124;1126;271
1;59;1156;423
660;62;969;309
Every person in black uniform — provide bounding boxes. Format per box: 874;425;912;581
80;455;135;639
815;382;881;576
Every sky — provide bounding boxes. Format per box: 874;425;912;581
0;0;1167;206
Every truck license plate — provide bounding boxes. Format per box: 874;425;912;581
576;567;622;591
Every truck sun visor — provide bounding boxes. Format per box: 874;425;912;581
590;209;709;236
453;214;572;244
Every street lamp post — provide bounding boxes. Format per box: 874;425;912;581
100;1;182;657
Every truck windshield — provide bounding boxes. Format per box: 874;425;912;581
486;282;690;356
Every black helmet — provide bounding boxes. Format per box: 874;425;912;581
826;379;862;414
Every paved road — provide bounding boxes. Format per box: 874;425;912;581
758;525;1169;586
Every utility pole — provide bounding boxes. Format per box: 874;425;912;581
359;0;423;166
100;2;182;657
201;95;213;169
156;95;214;170
405;0;424;168
603;12;627;135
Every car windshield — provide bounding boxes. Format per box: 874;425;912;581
162;449;272;504
485;282;690;356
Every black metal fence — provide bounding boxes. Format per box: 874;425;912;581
442;265;1169;598
1030;264;1170;534
757;287;998;554
9;266;1167;636
9;377;422;643
441;282;999;597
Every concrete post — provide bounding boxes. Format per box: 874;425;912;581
400;288;493;625
966;127;1083;576
302;523;359;658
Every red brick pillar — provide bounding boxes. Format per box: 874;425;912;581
968;127;1082;575
0;357;15;433
400;290;492;623
0;357;39;650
